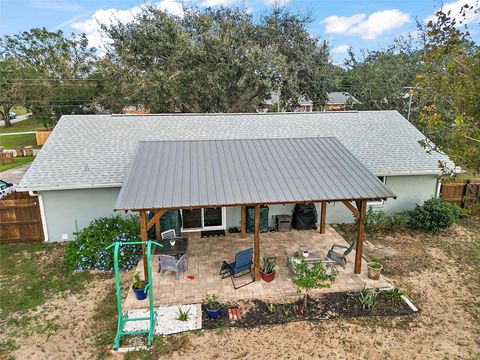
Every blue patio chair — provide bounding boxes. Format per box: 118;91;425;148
219;248;254;289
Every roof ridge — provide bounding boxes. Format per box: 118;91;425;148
138;136;339;143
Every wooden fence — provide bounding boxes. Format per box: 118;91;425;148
0;191;44;244
440;180;480;208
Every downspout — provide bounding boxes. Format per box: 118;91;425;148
30;191;49;242
435;178;442;198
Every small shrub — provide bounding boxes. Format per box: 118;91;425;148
176;307;190;321
261;254;276;274
132;273;146;289
65;215;142;272
408;197;462;232
282;302;291;318
365;207;390;232
266;303;276;314
348;287;379;311
384;288;403;301
205;294;220;310
292;260;336;310
364;206;409;232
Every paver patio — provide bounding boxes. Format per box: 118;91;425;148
124;225;392;310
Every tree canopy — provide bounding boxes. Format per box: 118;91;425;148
0;4;478;174
0;28;98;127
97;6;336;113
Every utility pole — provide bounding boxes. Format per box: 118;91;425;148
404;86;416;122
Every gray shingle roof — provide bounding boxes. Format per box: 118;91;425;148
115;138;396;210
327;92;360;105
18;111;452;191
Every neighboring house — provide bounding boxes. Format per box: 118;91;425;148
260;92;313;112
325;92;361;111
18;111;453;242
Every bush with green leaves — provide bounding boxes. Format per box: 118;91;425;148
364;206;409;232
65;215;142;272
292;260;336;310
408;198;462;233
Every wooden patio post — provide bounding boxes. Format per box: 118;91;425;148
319;201;327;234
139;210;149;280
253;204;261;281
354;200;367;274
155;211;161;240
241;206;246;239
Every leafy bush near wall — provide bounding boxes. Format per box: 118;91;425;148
408;198;463;233
65;215;142;272
364;206;409;232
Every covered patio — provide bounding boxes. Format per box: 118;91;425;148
124;225;392;309
115;137;396;307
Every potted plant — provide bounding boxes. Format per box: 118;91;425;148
367;262;383;280
205;294;221;319
260;254;276;282
132;273;148;300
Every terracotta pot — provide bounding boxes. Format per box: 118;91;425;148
367;262;383;280
260;270;276;283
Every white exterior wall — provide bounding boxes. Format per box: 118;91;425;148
39;187;121;242
39;175;438;242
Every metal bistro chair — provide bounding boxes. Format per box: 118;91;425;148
161;229;180;241
159;254;187;279
326;240;356;269
158;229;187;274
219;248;254;289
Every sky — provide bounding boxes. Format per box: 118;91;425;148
0;0;479;62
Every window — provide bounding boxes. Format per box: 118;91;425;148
181;207;225;231
368;176;386;205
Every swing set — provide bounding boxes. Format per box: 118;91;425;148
105;239;162;350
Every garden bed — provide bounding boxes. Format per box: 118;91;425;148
202;290;416;330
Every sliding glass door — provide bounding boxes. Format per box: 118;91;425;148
182;207;225;231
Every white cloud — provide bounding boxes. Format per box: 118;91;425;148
426;0;480;25
264;0;291;5
201;0;238;6
71;1;183;50
321;9;410;40
331;44;350;54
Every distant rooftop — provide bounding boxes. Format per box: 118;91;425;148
327;92;360;105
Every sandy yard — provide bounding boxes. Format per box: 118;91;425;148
1;217;479;360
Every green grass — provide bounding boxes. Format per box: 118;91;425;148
10;106;30;116
0;156;35;172
0;117;47;134
0;133;41;149
0;243;91;320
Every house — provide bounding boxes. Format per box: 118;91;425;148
259;92;313;112
18;110;452;243
325;92;361;111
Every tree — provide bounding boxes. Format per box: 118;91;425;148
0;59;29;127
292;260;335;311
416;6;480;173
343;37;422;117
100;6;336;113
1;28;98;127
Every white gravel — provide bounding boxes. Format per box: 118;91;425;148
123;304;200;335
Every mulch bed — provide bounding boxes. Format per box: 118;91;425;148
202;291;416;330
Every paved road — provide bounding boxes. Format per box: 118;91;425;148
0;164;31;184
0;113;32;128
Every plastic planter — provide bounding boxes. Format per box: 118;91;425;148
133;286;148;300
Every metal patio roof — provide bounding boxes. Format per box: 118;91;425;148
114;137;396;210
